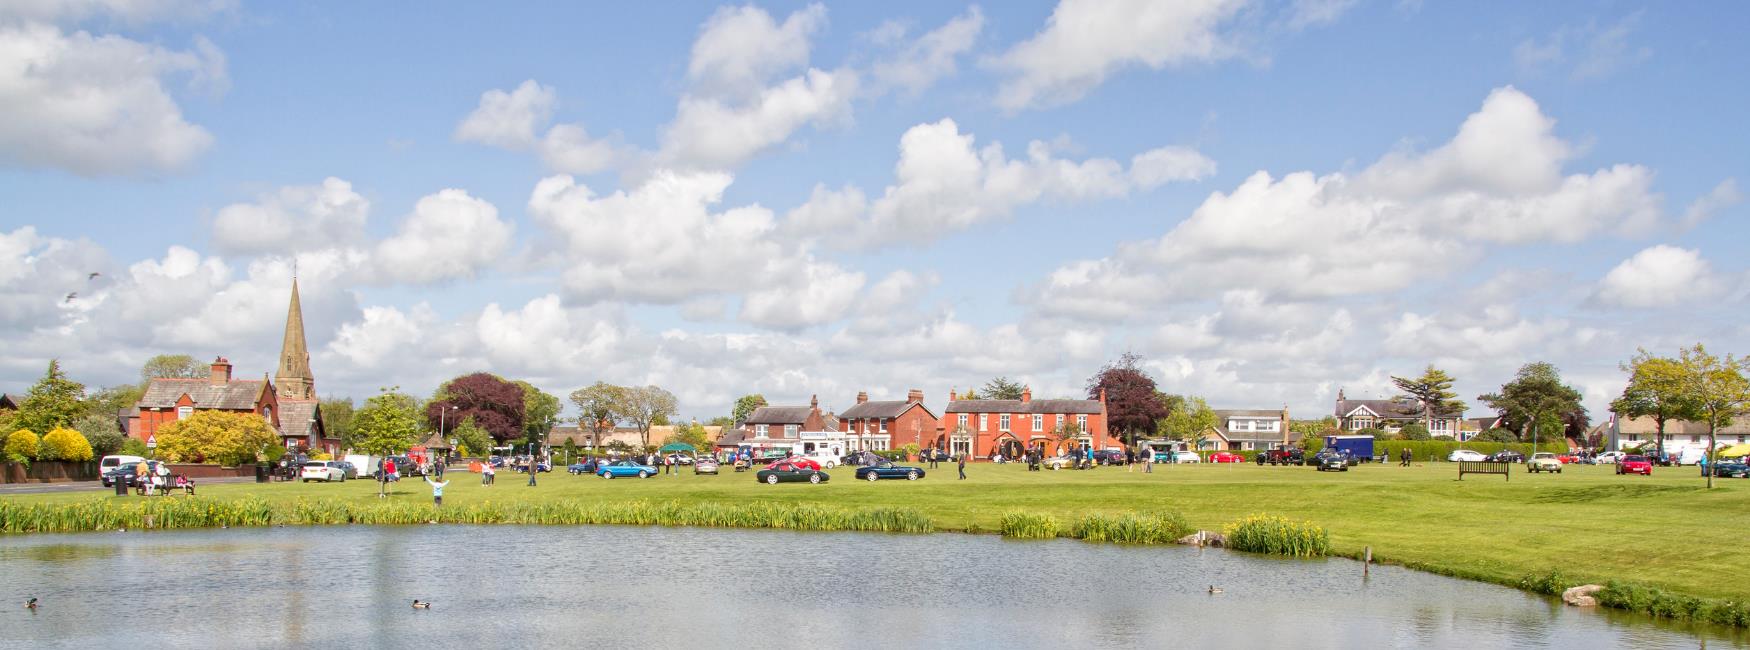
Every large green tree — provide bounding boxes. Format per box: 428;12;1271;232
320;397;357;448
1678;344;1750;489
730;393;767;425
450;416;493;459
353;387;422;457
1392;365;1466;434
1157;395;1217;444
1478;362;1585;446
82;384;143;419
515;380;562;446
981;377;1026;401
155;410;278;466
570;382;625;448
619;385;678;450
664;421;711;453
140;354;205;382
15;360;86;436
1611;349;1700;455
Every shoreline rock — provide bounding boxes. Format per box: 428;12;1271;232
1562;584;1603;607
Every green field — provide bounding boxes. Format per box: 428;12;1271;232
8;460;1747;604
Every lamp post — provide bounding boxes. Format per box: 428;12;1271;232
437;405;456;474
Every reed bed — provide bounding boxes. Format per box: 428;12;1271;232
0;497;933;535
999;511;1060;539
1000;510;1191;545
1222;514;1331;557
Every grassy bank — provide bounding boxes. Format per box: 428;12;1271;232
5;462;1746;625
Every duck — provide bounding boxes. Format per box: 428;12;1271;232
1207;585;1223;595
411;599;431;609
26;598;38;610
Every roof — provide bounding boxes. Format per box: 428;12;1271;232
714;429;748;446
1336;399;1458;420
745;406;814;425
139;378;268;410
1617;416;1750;436
278;399;320;440
840;400;936;420
1214;409;1283;419
0;393;17;410
945;399;1102;415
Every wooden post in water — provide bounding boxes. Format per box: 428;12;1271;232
1363;546;1372;578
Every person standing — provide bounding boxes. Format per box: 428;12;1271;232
1126;447;1136;472
1400;446;1412;467
424;474;449;507
957;453;967;480
1144;447;1154;474
482;459;495;487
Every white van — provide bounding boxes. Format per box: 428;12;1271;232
1676;447;1708;466
100;455;146;473
795;441;842;469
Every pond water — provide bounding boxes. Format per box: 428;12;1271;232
0;525;1741;649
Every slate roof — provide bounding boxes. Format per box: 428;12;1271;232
139;378;268;410
1209;409;1294;443
945;399;1102;414
715;428;748;446
745;406;814;425
0;393;17;410
1335;399;1458;419
1617;416;1750;436
278;399;319;440
840;400;935;420
1215;409;1283;419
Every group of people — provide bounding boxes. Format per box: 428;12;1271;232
128;460;195;495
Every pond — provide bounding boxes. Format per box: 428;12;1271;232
0;525;1742;649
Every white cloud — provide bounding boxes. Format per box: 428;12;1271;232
0;0;233;24
0;22;222;175
658;67;859;171
1593;245;1723;309
454;80;618;175
1514;13;1651;81
686;3;826;100
1035;86;1670;315
328;303;431;369
375;189;513;284
990;0;1246;111
1130;146;1219;188
1679;179;1742;231
211;178;370;255
869;6;985;96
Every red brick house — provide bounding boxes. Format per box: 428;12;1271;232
839;389;937;452
942;387;1111;459
738;395;827;450
131;357;281;445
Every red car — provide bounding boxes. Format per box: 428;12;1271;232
784;457;823;471
1557;454;1581;464
1209;452;1246;463
1617;455;1653;476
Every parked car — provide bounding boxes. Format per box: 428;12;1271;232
694;457;720;475
841;450;882;467
567;459;599;475
1556;453;1582;464
1209;452;1245;464
1528;453;1564;474
1093;449;1126;465
101;460;164;488
1448;449;1488;462
1617;455;1653;476
756;460;829;484
1262;448;1304;466
785;457;823;471
300;461;347;482
1171;451;1201;464
1595;451;1625;464
488;456;506;468
1042;455;1076;470
1489;450;1525;464
855;460;925;481
1711;461;1749;478
596;459;657;479
372;456;422;479
99;454;147;477
334;461;360;479
1313;450;1349;472
515;460;552;473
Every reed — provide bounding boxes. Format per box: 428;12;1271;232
999;511;1060;539
1222;514;1331;557
1068;511;1192;544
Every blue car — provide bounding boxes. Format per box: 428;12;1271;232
596;459;657;479
854;460;926;481
568;460;599;475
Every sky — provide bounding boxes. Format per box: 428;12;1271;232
1;0;1746;423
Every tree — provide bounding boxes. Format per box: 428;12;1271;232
1475;427;1517;443
70;413;125;457
1290;417;1338;438
1157;395;1217;443
320;397;357;449
155;411;278;466
1086;352;1168;444
1397;423;1432;441
619;385;678;449
1478;362;1585;446
140;354;205;382
428;373;524;441
6;430;40;464
450;416;493;461
82;384;143;420
1611;349;1700;456
707;415;735;427
353;387;422;457
515;381;562;445
664;421;711;453
15;360;86;436
1391;365;1466;432
560;437;577;464
731;394;767;425
570;382;625;448
1678;344;1750;489
981;377;1026;401
40;427;94;461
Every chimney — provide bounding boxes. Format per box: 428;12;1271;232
1021;386;1032;403
907;388;923;404
949;388;956;402
857;391;868;405
810;394;819;416
210;356;233;384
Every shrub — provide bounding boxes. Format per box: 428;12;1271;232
1516;570;1570;595
39;427;94;462
872;449;909;461
5;429;40;464
1223;514;1331;557
1398;423;1431;440
156;410;278;465
118;437;149;457
71;413;126;457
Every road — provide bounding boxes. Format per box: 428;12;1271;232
0;476;260;496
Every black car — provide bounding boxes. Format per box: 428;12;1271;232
102;461;166;488
372;456;423;479
840;451;882;467
1489;450;1525;463
855;460;927;481
1313;450;1349;472
1712;461;1750;478
1093;449;1126;465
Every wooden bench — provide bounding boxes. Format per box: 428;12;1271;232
1458;460;1511;481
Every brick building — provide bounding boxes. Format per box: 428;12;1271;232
942;387;1110;459
839;388;938;452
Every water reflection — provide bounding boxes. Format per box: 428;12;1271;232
0;525;1742;649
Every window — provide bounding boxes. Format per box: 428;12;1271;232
879;419;888;433
1077;415;1088;431
999;414;1010;431
1691;435;1702;443
1627;434;1640;442
785;425;798;438
177;406;193;420
1032;414;1043;432
262;406;272;423
958;414;968;429
755;424;769;437
980;414;988;430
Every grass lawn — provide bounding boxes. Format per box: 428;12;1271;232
8;460;1747;603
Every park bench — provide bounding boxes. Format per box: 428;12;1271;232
1458;460;1510;481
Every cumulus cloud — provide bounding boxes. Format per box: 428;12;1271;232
1593;245;1724;309
211;178;370;255
0;22;223;175
454;80;618;175
375;189;513;284
658;67;859;171
989;0;1246;111
1034;86;1670;315
686;3;826;100
868;6;985;96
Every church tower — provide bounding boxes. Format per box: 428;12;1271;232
275;277;315;400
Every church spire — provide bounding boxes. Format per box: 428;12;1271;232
275;276;314;400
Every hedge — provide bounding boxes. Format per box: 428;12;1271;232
1299;437;1564;460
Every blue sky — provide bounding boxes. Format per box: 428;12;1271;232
1;0;1745;422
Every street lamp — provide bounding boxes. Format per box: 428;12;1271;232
437;405;457;475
